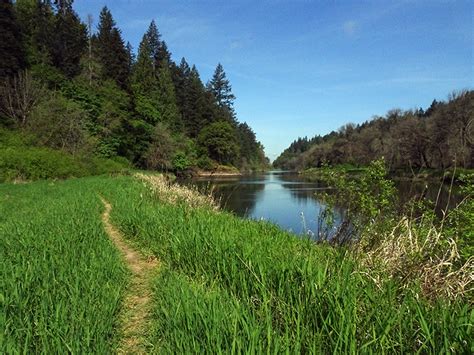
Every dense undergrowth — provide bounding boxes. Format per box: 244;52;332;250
0;128;130;182
1;173;472;353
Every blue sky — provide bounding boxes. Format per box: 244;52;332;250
74;0;473;161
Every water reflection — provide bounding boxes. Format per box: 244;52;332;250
187;171;461;238
190;171;332;236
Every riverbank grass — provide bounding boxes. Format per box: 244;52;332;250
1;173;472;353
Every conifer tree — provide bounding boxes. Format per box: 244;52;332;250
0;0;26;78
132;34;155;91
179;64;217;137
172;57;191;120
145;20;160;73
156;59;180;129
15;0;55;67
96;6;129;88
156;41;171;69
208;63;236;112
132;32;160;124
51;0;87;77
143;20;171;70
125;41;134;73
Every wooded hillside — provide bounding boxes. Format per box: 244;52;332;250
274;91;473;171
0;0;268;177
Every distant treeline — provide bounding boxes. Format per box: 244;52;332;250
0;0;268;174
274;91;473;171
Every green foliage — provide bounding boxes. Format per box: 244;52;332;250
208;63;235;114
0;146;128;182
156;61;181;129
446;173;474;263
274;91;474;171
198;121;240;165
237;122;267;171
313;160;473;301
0;0;26;78
95;6;129;88
15;0;56;68
29;93;89;154
196;155;215;170
317;159;396;242
144;123;175;170
50;1;87;78
172;151;192;172
0;127;129;182
4;1;267;173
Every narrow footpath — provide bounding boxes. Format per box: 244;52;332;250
100;197;159;354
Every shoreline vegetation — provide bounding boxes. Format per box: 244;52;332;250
2;170;473;352
300;164;474;184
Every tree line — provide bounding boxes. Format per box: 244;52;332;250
0;0;268;173
274;91;474;171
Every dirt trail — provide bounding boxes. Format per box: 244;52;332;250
100;197;159;354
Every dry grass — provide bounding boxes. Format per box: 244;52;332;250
359;216;474;301
135;173;219;211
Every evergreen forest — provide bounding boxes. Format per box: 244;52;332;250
0;0;268;182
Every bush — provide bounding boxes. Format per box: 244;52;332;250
29;94;90;154
0;146;129;182
196;155;215;170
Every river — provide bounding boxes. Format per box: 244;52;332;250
188;170;459;238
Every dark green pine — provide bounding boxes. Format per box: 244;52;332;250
0;0;26;78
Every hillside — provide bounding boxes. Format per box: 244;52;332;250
274;90;473;171
0;0;267;183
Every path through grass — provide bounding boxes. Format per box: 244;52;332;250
100;197;159;354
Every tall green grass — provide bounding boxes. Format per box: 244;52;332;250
101;176;473;353
0;178;127;353
1;175;471;353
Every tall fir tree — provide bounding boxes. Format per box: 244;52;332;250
208;63;236;113
15;0;55;67
144;20;171;70
131;31;160;124
125;41;134;74
156;41;171;69
0;0;26;78
156;59;180;130
172;57;191;120
96;6;129;88
145;20;160;73
178;64;218;137
51;0;87;77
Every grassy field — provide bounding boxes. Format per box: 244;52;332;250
0;178;127;353
1;174;472;353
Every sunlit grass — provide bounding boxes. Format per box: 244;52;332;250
0;178;127;353
104;175;472;353
1;175;472;353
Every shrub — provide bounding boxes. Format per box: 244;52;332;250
0;146;129;182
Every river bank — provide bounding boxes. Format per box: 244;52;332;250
299;165;474;183
2;173;471;352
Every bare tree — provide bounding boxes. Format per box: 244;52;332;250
0;70;43;127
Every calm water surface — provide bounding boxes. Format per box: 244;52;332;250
191;171;337;236
188;170;459;237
